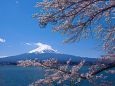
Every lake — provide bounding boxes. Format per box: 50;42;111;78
0;65;115;86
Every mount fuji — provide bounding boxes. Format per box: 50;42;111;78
28;43;59;54
0;43;98;65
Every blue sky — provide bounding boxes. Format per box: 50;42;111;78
0;0;104;58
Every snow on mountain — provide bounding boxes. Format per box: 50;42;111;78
0;42;98;65
29;43;59;54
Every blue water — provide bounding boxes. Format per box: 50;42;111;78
0;65;114;86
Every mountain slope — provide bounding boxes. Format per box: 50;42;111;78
0;43;98;65
0;53;98;65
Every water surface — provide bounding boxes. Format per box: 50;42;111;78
0;65;114;86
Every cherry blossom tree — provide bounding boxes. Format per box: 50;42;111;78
18;58;115;86
33;0;115;56
18;0;115;86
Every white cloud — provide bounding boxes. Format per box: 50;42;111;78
0;56;7;58
29;42;59;53
0;38;6;43
16;0;19;4
25;43;31;45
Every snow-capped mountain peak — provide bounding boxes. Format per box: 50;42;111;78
28;43;59;54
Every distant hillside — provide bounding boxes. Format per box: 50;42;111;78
0;52;98;65
0;43;98;65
